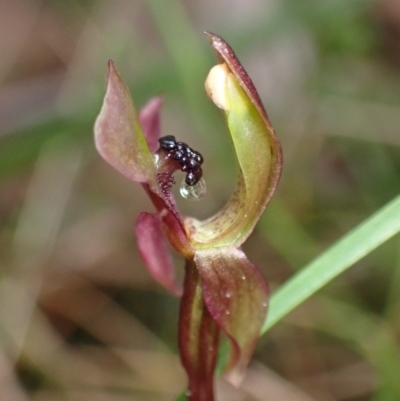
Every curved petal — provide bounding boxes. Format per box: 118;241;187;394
186;33;282;249
139;96;164;152
94;61;158;187
194;247;269;387
143;185;194;259
179;260;219;401
135;212;182;296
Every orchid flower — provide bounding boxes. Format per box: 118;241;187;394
94;32;282;401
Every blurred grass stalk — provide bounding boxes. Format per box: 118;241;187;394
0;138;82;365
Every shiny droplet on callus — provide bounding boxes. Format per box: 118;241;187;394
180;177;206;201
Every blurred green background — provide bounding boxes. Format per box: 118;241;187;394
1;0;400;400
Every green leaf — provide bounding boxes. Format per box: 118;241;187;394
263;194;400;333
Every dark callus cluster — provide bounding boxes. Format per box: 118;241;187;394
158;135;204;186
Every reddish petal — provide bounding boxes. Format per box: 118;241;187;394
135;212;182;296
160;210;195;260
179;260;219;401
138;96;164;152
143;184;194;259
94;61;157;185
194;247;269;387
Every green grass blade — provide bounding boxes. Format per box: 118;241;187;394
262;194;400;333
